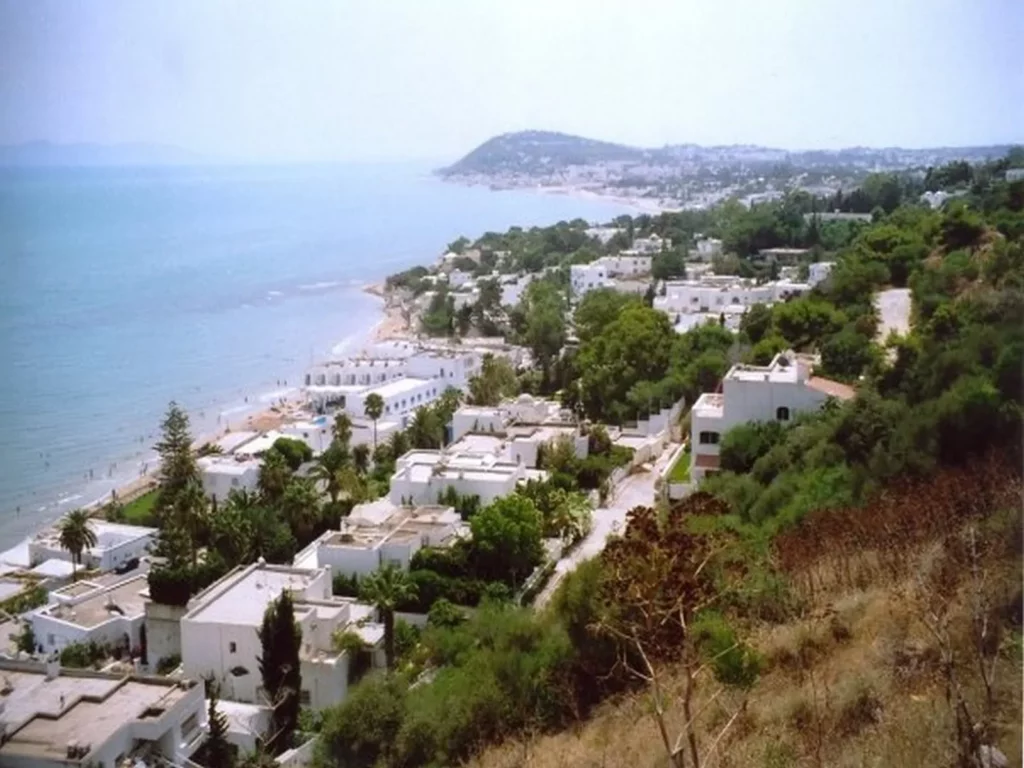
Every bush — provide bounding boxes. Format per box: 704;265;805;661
156;653;182;675
332;572;360;597
1;585;47;615
60;640;111;669
691;611;762;689
270;438;313;471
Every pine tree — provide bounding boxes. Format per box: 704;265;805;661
203;682;235;768
155;401;199;515
257;590;302;754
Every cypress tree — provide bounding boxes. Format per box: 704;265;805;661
155;401;199;515
203;682;235;768
257;590;302;754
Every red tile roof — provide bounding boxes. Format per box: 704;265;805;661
806;376;856;401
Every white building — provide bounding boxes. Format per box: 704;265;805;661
388;448;539;507
692;237;723;261
756;247;811;264
29;574;150;656
631;234;671;254
344;377;443;428
1006;168;1024;182
689;352;856;482
293;504;466;578
446;268;473;289
0;658;206;768
28;520;156;573
197;454;261;500
807;261;835;288
499;272;536;307
599;254;653;278
570;262;611;298
585;225;623;244
654;276;811;317
180;562;384;711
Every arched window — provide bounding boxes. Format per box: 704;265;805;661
776;406;790;421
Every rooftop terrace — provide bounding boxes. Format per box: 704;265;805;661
42;575;150;628
0;662;196;763
185;564;326;626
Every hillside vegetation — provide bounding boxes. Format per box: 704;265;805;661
317;155;1023;768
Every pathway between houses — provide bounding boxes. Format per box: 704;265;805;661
533;443;679;608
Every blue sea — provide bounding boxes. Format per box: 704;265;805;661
0;162;629;547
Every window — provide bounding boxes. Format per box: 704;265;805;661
776;407;790;421
47;633;55;647
698;431;720;445
231;478;239;487
229;641;237;653
300;690;311;706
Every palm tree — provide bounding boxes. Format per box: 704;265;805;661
173;478;208;568
363;393;385;450
311;442;349;506
387;429;410;459
258;448;292;505
280;477;322;541
359;564;417;670
333;412;353;451
57;509;98;580
352;443;370;475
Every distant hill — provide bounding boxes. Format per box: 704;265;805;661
439;130;1016;177
439;130;650;176
0;141;204;168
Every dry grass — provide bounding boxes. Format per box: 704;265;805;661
469;518;1022;768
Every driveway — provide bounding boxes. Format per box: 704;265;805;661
533;443;679;607
874;288;911;342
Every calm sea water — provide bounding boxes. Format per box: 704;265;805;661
0;162;628;547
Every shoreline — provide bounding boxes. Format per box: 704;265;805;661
0;287;395;553
442;176;682;215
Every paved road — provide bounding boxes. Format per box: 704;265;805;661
534;444;679;607
874;288;911;342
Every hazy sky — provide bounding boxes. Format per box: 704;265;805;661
1;0;1021;162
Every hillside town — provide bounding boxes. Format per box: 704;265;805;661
0;148;1020;768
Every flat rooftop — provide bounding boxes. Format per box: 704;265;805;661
33;520;156;551
367;376;432;399
185;564;323;626
43;575;150;628
692;393;725;418
0;664;193;763
198;455;261;474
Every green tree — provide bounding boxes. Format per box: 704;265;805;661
520;280;567;384
333;412;353;450
468;353;519;406
154;401;199;516
406;406;443;449
280;477;322;542
203;682;236;768
258;590;302;754
312;441;350;507
270;437;313;471
171;477;209;568
364;394;385;450
469;495;545;587
573;289;642;343
57;509;97;580
258;448;292;506
739;302;774;344
360;564;418;671
351;443;371;475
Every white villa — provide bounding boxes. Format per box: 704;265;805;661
180;562;384;711
388;447;542;507
0;658;207;768
630;234;671;254
28;520;156;573
690;237;723;261
293;502;467;578
570;262;612;298
29;574;150;656
197;454;261;500
689;352;856;482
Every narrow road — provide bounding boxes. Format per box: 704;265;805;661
533;443;679;607
874;288;911;343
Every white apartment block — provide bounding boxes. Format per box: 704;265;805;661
446;268;473;289
499;272;536;307
689;352;855;482
807;261;835;288
570;262;611;298
600;254;653;278
293;503;466;578
180;562;384;711
0;659;206;768
29;520;156;573
29;574;150;656
198;454;261;500
654;276;812;317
